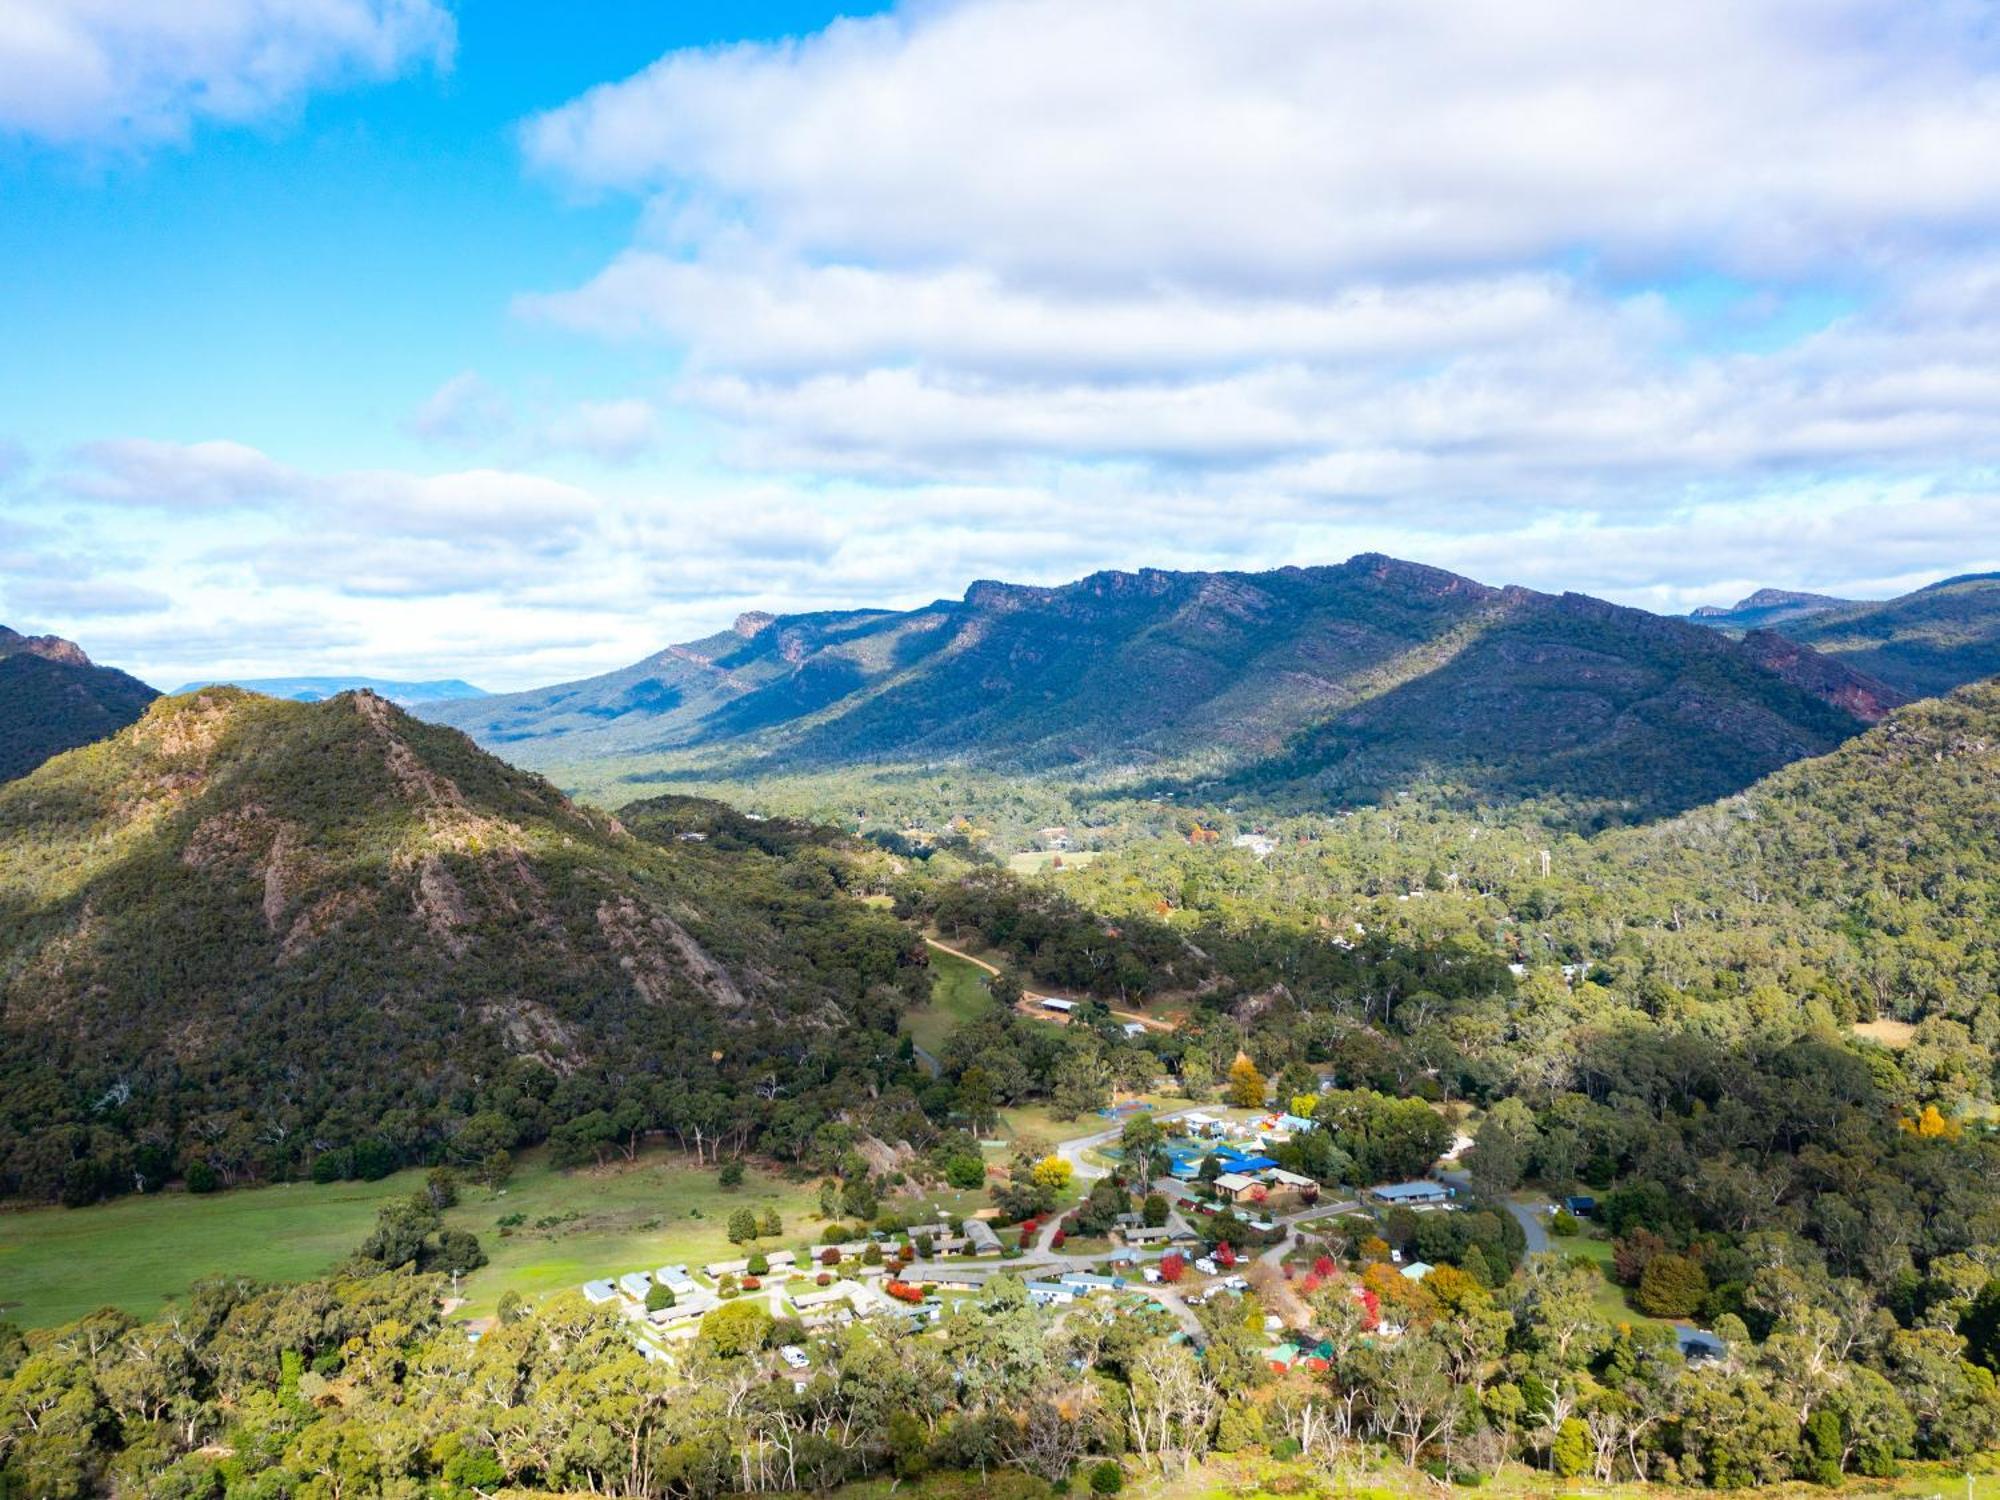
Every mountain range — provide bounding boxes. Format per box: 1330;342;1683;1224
423;554;1921;823
0;625;158;782
172;675;490;706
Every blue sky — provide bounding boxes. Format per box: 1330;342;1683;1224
4;0;1999;690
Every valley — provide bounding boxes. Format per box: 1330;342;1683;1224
2;575;1998;1499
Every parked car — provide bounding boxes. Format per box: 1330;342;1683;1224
1194;1257;1218;1275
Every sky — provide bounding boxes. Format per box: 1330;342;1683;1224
4;0;2000;691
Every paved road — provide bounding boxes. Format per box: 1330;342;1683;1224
1053;1106;1199;1182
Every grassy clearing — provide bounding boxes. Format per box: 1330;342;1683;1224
1854;1017;1918;1049
0;1174;424;1329
0;1148;835;1330
1006;850;1101;875
1551;1231;1677;1332
906;946;997;1056
992;1097;1179;1147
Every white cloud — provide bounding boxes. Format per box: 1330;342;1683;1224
0;0;453;148
55;438;300;508
507;0;2000;533
526;0;2000;286
543;397;660;464
407;371;514;451
523;254;1586;377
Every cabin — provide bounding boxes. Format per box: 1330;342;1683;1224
1026;1280;1076;1307
1562;1195;1598;1219
1059;1273;1122;1292
962;1219;1003;1256
1367;1180;1454;1207
1038;997;1077;1014
618;1271;654;1301
1677;1327;1727;1364
582;1279;618;1305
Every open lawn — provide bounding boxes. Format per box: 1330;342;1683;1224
992;1097;1179;1147
0;1173;425;1329
1552;1231;1677;1331
906;946;997;1056
0;1148;835;1330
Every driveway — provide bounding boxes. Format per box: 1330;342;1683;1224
1440;1169;1550;1253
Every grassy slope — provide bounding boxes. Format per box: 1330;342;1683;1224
904;947;997;1056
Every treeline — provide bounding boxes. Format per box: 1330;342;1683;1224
13;1233;2000;1497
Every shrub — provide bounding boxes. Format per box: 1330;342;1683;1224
718;1161;745;1189
1159;1252;1185;1283
816;1273;832;1287
185;1161;219;1194
821;1223;848;1244
821;1248;842;1267
1089;1459;1124;1494
1550;1209;1580;1237
1637;1254;1709;1318
645;1283;676;1312
741;1276;761;1292
747;1252;770;1276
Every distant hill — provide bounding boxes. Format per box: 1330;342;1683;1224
175;675;488;706
1777;572;2000;699
1687;587;1857;632
0;625;158;782
425;554;1895;825
0;688;923;1202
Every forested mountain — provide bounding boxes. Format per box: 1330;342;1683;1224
0;688;925;1203
0;625;157;782
1778;573;2000;698
1023;677;2000;1035
426;555;1891;824
173;675;488;705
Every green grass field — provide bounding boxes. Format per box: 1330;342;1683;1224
0;1173;424;1329
906;946;997;1056
1005;850;1101;875
0;1149;832;1329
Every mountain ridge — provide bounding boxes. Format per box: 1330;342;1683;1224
423;554;1895;824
